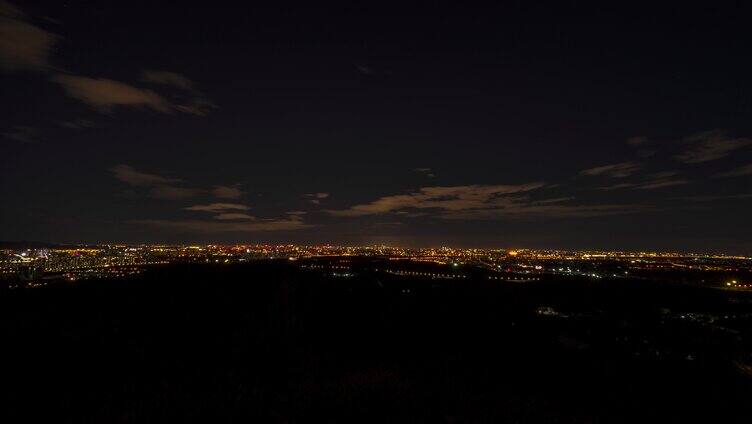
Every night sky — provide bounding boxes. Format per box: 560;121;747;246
2;1;752;252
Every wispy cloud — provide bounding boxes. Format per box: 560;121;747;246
715;164;752;178
213;213;255;220
675;194;752;202
184;203;249;212
326;183;546;217
305;192;329;204
634;179;688;190
593;171;688;190
212;185;244;199
110;164;204;200
439;202;645;220
326;183;645;220
141;70;195;91
110;164;181;186
0;1;57;72
138;198;309;231
356;65;374;75
625;137;655;157
626;136;649;146
595;183;636;191
148;186;205;200
52;75;172;113
674;130;752;164
51;72;215;116
58;119;95;130
133;215;311;233
580;162;640;178
414;167;436;177
648;171;680;179
184;203;253;221
2;1;215;126
173;98;216;116
141;69;216;116
0;2;21;17
2;125;39;143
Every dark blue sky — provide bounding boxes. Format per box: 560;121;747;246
2;1;752;253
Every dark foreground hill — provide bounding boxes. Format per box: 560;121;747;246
2;262;752;422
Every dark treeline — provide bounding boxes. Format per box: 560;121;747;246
2;262;752;422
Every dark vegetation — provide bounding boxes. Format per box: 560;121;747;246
2;261;752;422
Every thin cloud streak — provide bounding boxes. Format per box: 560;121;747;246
674;130;752;164
440;203;646;220
184;203;250;212
110;165;181;187
3;125;39;143
634;179;689;190
212;185;244;199
306;192;330;204
327;183;547;217
133;216;311;233
52;75;172;113
149;186;205;200
595;183;635;191
141;70;195;90
715;164;752;178
213;213;255;220
0;1;57;71
327;183;646;220
580;162;640;178
676;194;752;202
626;136;649;146
110;164;204;200
52;73;215;116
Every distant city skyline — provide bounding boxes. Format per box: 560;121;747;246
3;242;749;284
